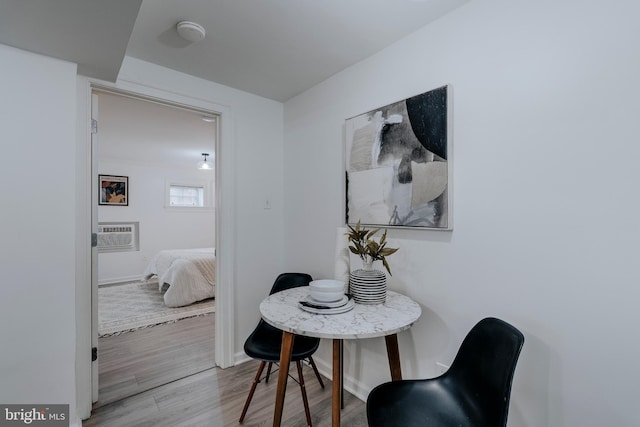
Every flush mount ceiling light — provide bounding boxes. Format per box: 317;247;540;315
198;153;212;170
176;20;206;43
201;115;216;123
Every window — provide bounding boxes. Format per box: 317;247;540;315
169;184;205;207
165;180;213;210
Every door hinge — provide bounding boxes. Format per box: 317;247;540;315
91;119;98;134
92;347;98;362
91;233;98;248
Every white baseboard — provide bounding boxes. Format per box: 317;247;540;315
70;415;82;427
98;275;144;286
234;352;252;366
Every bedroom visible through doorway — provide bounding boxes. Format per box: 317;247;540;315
92;89;218;406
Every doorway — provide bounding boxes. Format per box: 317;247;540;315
91;88;218;406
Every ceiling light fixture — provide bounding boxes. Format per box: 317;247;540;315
198;153;212;170
201;115;215;123
176;20;206;43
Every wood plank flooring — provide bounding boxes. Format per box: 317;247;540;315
95;313;217;407
84;314;367;427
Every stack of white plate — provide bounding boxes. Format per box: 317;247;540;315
349;268;387;305
298;294;354;314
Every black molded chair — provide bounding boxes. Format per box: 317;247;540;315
239;273;325;425
367;317;524;427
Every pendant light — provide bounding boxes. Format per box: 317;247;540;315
198;153;212;170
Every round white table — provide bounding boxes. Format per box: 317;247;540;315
260;287;422;427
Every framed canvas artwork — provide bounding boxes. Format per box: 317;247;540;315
99;175;129;206
345;85;451;230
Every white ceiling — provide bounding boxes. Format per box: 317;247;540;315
0;0;469;102
1;0;469;165
0;0;143;81
96;91;217;170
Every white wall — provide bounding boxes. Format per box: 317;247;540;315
0;43;284;423
96;92;216;284
116;57;286;361
0;45;79;424
283;0;640;426
97;159;215;284
75;58;285;418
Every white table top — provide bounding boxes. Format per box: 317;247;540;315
260;287;422;339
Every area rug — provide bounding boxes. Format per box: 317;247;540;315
98;280;215;337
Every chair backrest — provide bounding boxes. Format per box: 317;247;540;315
269;272;313;295
446;317;524;427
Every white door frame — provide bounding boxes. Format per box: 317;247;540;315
90;93;99;401
75;76;236;418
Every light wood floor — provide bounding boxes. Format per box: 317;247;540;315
83;314;367;427
95;313;217;407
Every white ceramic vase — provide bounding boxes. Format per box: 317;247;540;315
349;259;387;304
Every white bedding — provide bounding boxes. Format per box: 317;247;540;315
143;247;215;307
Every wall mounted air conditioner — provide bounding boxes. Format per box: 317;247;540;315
97;222;139;253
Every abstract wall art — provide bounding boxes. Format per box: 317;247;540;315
345;85;451;230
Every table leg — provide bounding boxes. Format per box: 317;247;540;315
339;339;344;409
385;334;402;381
273;331;294;427
332;339;342;427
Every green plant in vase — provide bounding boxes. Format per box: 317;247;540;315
347;221;399;275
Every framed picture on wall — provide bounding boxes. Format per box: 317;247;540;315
345;85;452;230
99;175;129;206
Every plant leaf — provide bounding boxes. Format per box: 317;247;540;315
366;228;380;239
382;258;392;275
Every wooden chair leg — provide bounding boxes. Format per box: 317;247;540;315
307;356;324;389
265;362;273;383
239;361;266;423
296;360;313;427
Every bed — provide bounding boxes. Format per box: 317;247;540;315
143;247;215;307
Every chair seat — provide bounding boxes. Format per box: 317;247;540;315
244;320;320;362
367;379;489;427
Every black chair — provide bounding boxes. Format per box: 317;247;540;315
367;317;524;427
239;273;325;425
